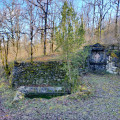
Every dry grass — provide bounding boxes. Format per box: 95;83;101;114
7;43;61;63
84;19;120;46
1;19;120;64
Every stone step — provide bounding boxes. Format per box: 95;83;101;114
18;86;65;94
107;70;118;74
13;86;69;102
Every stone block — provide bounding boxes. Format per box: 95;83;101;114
13;86;66;101
12;61;67;87
18;86;65;94
114;46;119;50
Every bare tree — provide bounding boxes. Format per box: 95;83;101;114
24;0;42;62
0;34;10;74
27;0;52;55
96;0;111;39
92;0;96;37
30;4;34;62
114;0;120;39
0;0;24;61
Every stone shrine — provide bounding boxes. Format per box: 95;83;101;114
88;43;107;72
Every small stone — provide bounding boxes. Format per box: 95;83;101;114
13;91;24;102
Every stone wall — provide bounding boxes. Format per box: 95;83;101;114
87;43;120;74
11;44;120;90
106;56;118;74
88;43;107;72
12;61;68;88
106;50;120;74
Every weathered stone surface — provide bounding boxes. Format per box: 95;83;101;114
13;86;66;101
88;43;107;72
18;86;65;94
13;91;24;102
88;43;120;74
12;61;67;88
106;56;118;74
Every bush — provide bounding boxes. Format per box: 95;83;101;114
63;47;90;93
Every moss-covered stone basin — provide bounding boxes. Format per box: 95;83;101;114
12;61;68;88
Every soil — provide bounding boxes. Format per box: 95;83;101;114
0;73;120;120
0;94;13;120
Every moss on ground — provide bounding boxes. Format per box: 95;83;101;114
0;73;120;120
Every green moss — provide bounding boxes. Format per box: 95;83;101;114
12;62;68;88
25;94;65;99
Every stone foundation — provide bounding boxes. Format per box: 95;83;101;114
13;86;67;102
11;61;68;88
106;56;118;74
87;43;120;74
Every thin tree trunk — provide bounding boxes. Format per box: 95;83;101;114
51;21;54;53
15;32;20;61
44;14;47;55
41;17;44;43
30;5;34;62
92;0;96;37
115;0;119;39
3;35;9;70
108;12;111;31
1;37;4;67
44;0;48;55
6;36;9;69
30;26;33;62
100;14;102;39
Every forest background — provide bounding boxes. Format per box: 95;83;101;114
0;0;119;68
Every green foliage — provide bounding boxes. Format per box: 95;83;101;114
63;47;90;92
55;1;85;55
55;1;86;93
75;16;85;46
2;62;14;77
71;47;90;70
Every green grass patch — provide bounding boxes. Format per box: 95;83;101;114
25;93;68;99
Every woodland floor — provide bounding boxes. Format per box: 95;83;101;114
0;73;120;120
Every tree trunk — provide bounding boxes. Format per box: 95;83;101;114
30;5;34;62
115;0;119;39
15;32;20;61
44;0;48;55
44;13;47;55
92;0;96;37
3;35;9;72
51;21;54;53
30;27;33;63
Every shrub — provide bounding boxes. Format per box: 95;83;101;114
63;47;90;93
